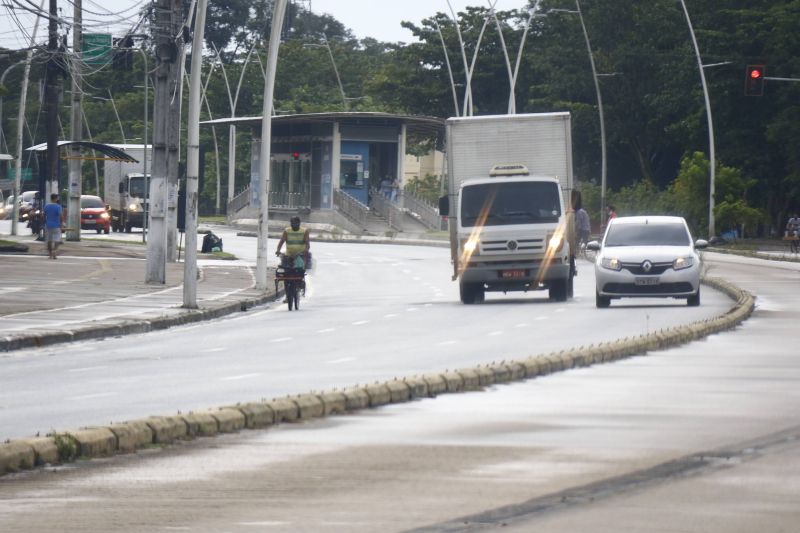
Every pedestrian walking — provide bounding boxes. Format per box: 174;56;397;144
43;193;64;259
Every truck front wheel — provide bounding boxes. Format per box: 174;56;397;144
549;279;568;302
459;281;484;304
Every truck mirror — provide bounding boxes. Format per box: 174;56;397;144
118;182;125;194
438;196;449;217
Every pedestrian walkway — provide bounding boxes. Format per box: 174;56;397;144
0;238;274;352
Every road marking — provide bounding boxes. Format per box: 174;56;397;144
352;320;369;326
68;392;116;401
413;276;421;281
317;327;335;333
270;337;292;343
438;340;457;346
200;347;226;353
327;357;355;364
236;522;290;527
535;316;548;321
384;314;398;318
406;308;418;312
0;287;23;295
68;365;108;373
514;323;529;328
555;307;566;313
221;373;262;381
489;330;503;336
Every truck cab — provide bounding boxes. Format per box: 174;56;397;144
111;173;148;233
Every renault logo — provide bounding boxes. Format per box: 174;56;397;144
641;260;653;273
507;240;518;251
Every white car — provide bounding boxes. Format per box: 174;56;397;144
587;216;707;308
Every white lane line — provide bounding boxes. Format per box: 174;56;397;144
68;365;108;373
535;316;548;321
221;373;262;382
514;323;529;328
402;269;411;274
0;287;23;295
555;307;566;313
327;357;355;364
489;330;503;336
68;392;116;401
438;340;457;346
384;314;398;318
424;303;433;307
317;327;336;333
352;320;369;326
406;308;418;312
413;276;421;281
271;337;292;343
200;347;226;353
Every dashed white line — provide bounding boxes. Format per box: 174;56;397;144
327;357;355;364
406;308;418;312
317;327;336;333
352;320;369;326
514;323;529;328
221;373;262;382
489;330;503;336
68;365;108;373
535;316;549;321
68;392;117;401
270;337;292;343
200;347;226;353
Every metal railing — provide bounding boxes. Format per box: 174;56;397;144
401;189;445;230
228;186;251;214
333;188;368;227
369;188;405;232
269;191;309;208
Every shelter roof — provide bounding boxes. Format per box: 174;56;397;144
25;141;139;163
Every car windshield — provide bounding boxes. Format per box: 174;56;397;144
81;197;105;209
605;222;690;247
461;181;561;227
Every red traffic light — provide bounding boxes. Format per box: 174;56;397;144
745;65;765;96
292;151;300;160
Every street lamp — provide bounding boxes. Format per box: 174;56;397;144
549;2;608;224
677;0;716;238
303;33;347;110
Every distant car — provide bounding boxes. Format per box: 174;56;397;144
0;195;11;220
80;195;111;234
587;216;707;308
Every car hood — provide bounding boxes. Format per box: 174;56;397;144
600;245;695;262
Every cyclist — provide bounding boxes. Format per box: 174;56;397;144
275;215;310;268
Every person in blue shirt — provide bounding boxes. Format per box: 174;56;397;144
43;193;64;259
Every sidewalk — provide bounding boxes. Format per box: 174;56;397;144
0;237;274;352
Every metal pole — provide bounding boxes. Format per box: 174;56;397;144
678;0;715;238
184;0;209;308
446;0;473;116
139;48;148;244
66;0;83;242
575;0;607;229
256;0;288;291
323;33;347;111
433;18;459;117
108;89;127;144
11;0;44;236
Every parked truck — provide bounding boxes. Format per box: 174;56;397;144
103;144;150;233
439;112;575;304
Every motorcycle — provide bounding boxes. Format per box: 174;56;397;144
275;253;306;311
27;207;43;236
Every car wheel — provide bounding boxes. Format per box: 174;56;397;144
687;288;700;307
596;290;611;308
104;227;110;234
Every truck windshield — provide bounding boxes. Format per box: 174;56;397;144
604;223;690;247
461;181;561;227
129;176;146;197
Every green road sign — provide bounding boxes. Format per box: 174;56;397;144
82;33;112;65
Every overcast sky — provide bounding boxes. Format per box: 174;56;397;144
0;0;523;50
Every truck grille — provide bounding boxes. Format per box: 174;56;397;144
481;238;544;253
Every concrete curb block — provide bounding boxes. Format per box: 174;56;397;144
70;428;117;458
1;276;756;477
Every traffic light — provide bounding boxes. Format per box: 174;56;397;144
292;151;300;161
745;65;765;96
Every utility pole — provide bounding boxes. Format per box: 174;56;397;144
45;0;61;200
66;0;82;241
183;0;209;308
147;0;181;283
256;0;288;290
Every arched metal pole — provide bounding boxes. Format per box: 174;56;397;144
433;17;459;117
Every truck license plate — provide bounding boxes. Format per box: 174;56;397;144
501;269;526;279
635;277;659;286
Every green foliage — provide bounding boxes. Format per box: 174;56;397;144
405;173;442;204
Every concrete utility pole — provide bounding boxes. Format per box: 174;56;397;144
66;0;82;241
146;0;181;283
45;0;61;199
183;0;209;308
11;0;44;236
256;0;288;290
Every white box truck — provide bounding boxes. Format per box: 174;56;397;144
103;144;151;232
439;112;574;304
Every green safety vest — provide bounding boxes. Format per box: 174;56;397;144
285;227;306;256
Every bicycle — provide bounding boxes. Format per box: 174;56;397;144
275;254;306;311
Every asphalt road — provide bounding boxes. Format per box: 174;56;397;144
0;230;731;441
0;253;797;532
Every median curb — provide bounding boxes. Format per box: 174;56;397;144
0;276;755;477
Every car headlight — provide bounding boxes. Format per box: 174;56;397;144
100;212;110;219
673;256;694;270
462;237;478;254
601;257;621;271
128;203;139;211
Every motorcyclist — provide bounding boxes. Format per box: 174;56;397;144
275;215;310;269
